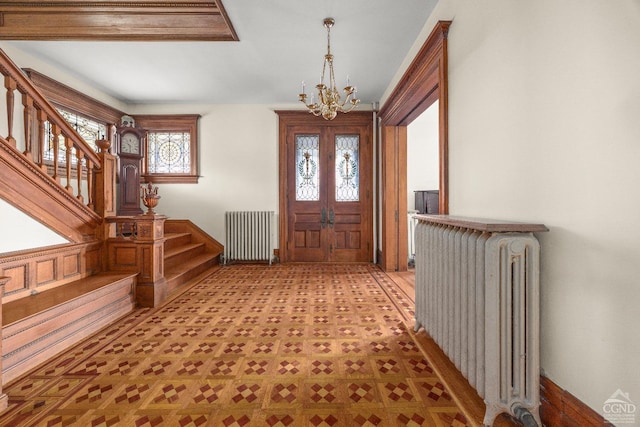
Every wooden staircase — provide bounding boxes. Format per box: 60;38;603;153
163;220;223;296
0;46;225;407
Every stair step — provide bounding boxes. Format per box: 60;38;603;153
164;242;206;269
164;232;193;251
165;252;219;293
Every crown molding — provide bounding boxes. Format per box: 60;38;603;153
0;0;238;41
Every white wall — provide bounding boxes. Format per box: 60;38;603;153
385;0;640;416
0;199;68;253
407;100;439;211
0;42;128;112
128;104;281;247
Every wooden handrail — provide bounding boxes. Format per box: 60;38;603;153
0;48;101;211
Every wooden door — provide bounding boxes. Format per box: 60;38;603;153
278;111;373;263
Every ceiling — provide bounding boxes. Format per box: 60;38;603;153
3;1;437;106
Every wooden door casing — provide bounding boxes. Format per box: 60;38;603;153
278;111;373;263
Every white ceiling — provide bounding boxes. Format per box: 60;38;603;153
5;1;437;106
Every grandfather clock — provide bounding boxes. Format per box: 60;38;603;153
116;123;147;216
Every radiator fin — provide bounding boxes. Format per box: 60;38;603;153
224;211;274;265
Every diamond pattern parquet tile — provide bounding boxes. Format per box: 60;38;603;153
0;263;473;426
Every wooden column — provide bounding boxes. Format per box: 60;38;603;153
133;214;167;308
379;125;408;271
94;139;117;219
0;277;9;411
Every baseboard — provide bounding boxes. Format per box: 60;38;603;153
540;376;612;426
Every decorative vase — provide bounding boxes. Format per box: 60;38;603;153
141;182;160;214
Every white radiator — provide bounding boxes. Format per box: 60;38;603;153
408;210;419;263
224;211;274;265
414;217;544;426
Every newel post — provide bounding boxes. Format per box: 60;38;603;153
134;214;167;308
0;277;9;412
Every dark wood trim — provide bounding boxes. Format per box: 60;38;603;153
378;21;451;126
0;1;238;42
23;68;125;125
377;20;451;272
415;214;549;233
540;376;612;426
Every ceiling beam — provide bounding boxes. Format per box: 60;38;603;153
0;0;238;41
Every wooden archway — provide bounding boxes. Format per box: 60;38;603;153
377;21;451;271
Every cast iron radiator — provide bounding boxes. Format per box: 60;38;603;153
224;211;274;265
413;215;547;426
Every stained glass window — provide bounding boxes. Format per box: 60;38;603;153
295;135;320;201
147;132;191;174
44;109;106;163
335;135;359;202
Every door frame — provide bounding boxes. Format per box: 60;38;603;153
277;110;374;263
377;20;451;271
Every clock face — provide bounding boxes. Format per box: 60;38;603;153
121;132;140;154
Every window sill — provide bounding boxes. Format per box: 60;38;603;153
142;175;199;184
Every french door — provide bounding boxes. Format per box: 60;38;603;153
278;111;373;263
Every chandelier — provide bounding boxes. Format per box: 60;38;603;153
298;17;359;120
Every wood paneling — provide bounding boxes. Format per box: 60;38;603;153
1;265;26;295
0;1;238;42
0;241;103;302
36;259;55;284
540;376;610;426
0;278;7;412
62;253;80;277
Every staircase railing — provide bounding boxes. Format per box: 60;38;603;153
0;48;101;212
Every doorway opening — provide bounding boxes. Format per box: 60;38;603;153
377;20;451;272
407;100;440;265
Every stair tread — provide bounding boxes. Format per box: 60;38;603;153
165;252;218;278
164;232;191;240
164;242;205;258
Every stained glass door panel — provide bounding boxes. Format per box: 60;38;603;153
295;135;320;201
335;135;360;202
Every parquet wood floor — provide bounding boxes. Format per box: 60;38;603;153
0;263;482;426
